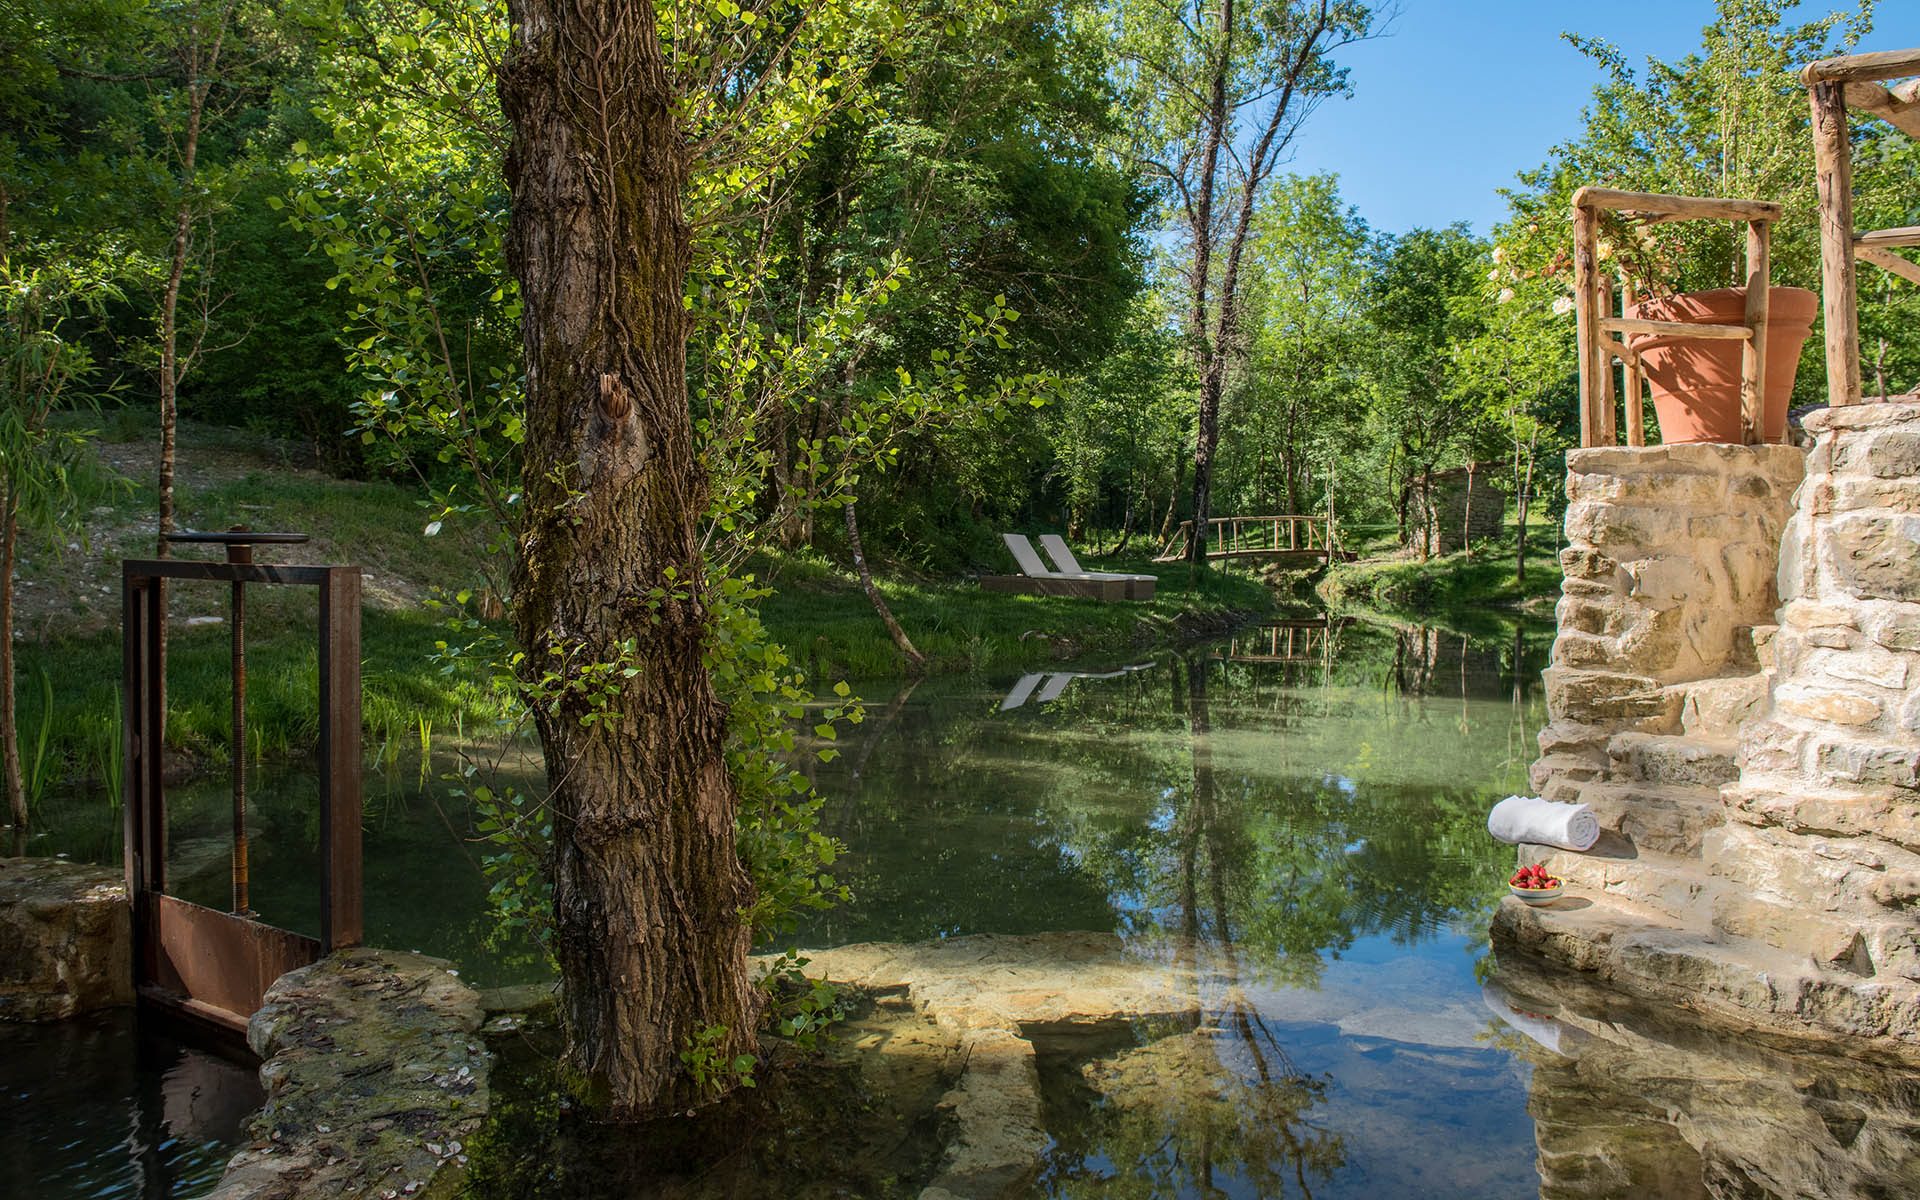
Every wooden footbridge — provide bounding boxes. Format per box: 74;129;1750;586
1208;616;1351;665
1154;515;1352;566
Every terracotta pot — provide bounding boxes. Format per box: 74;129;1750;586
1625;285;1817;444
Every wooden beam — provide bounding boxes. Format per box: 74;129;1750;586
1621;274;1644;447
1742;220;1770;445
1573;203;1602;447
1599;316;1754;340
1572;186;1784;224
1602;335;1641;368
1802;47;1920;86
1857;245;1920;287
1855;226;1920;250
1843;80;1920;139
1812;79;1863;406
1597;269;1617;444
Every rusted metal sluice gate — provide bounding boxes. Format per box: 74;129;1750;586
123;529;362;1036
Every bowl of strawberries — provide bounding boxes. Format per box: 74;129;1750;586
1508;863;1563;905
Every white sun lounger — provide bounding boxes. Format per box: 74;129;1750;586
1038;535;1156;599
980;534;1132;601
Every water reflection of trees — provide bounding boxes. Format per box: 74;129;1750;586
798;619;1540;965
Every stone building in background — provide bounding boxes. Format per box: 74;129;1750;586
1406;463;1506;557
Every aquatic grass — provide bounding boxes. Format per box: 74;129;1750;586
16;605;513;791
24;669;55;810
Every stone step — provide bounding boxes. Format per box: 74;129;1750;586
1529;752;1608;800
1673;673;1770;741
1518;838;1718;921
1492;886;1698;961
1576;780;1727;856
1607;732;1740;789
1493;892;1920;1049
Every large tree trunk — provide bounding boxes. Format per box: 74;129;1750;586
499;0;756;1117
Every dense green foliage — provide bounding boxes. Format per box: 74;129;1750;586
8;0;1909;568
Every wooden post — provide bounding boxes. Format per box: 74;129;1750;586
1573;203;1602;445
1621;274;1645;447
1597;268;1618;444
1742;220;1771;442
1811;79;1862;406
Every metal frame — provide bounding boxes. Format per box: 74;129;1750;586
1572;187;1783;448
123;541;362;1035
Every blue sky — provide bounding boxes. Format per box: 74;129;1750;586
1283;1;1920;235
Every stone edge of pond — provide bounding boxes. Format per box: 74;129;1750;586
207;947;490;1200
0;856;132;1022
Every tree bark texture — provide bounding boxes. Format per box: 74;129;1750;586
498;0;755;1117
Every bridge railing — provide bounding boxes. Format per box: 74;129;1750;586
1153;515;1337;563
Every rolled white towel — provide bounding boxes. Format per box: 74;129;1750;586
1487;795;1600;852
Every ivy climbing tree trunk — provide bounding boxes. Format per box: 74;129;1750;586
498;0;756;1117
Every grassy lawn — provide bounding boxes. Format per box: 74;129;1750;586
11;421;1276;802
756;548;1275;681
1317;515;1564;619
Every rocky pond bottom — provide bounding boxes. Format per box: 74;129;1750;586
449;930;1920;1199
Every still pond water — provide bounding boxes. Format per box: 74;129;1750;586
16;616;1920;1198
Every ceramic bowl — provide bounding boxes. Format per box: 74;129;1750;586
1509;882;1564;905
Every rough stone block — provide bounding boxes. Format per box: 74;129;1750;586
1782;599;1859;629
1560;598;1624;637
1559;547;1619;581
1833;477;1920;514
1677;673;1770;740
1566;502;1686;552
1806;646;1910;692
1811;736;1920;793
1773;684;1883;728
1739;719;1810;776
1544;668;1680;729
1863;430;1920;479
1725;783;1920;854
1862;602;1920;653
1803;400;1920;434
1823;512;1920;604
0;857;131;1022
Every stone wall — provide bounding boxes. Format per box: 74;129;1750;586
1408;465;1506;556
1709;402;1920;992
1536;443;1804;784
1504;408;1920;1058
0;857;132;1021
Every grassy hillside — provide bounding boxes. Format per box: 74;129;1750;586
10;421;1272;802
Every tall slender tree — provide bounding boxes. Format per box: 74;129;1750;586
1114;0;1375;565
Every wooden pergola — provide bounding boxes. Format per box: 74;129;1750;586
1571;187;1783;448
1803;48;1920;407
